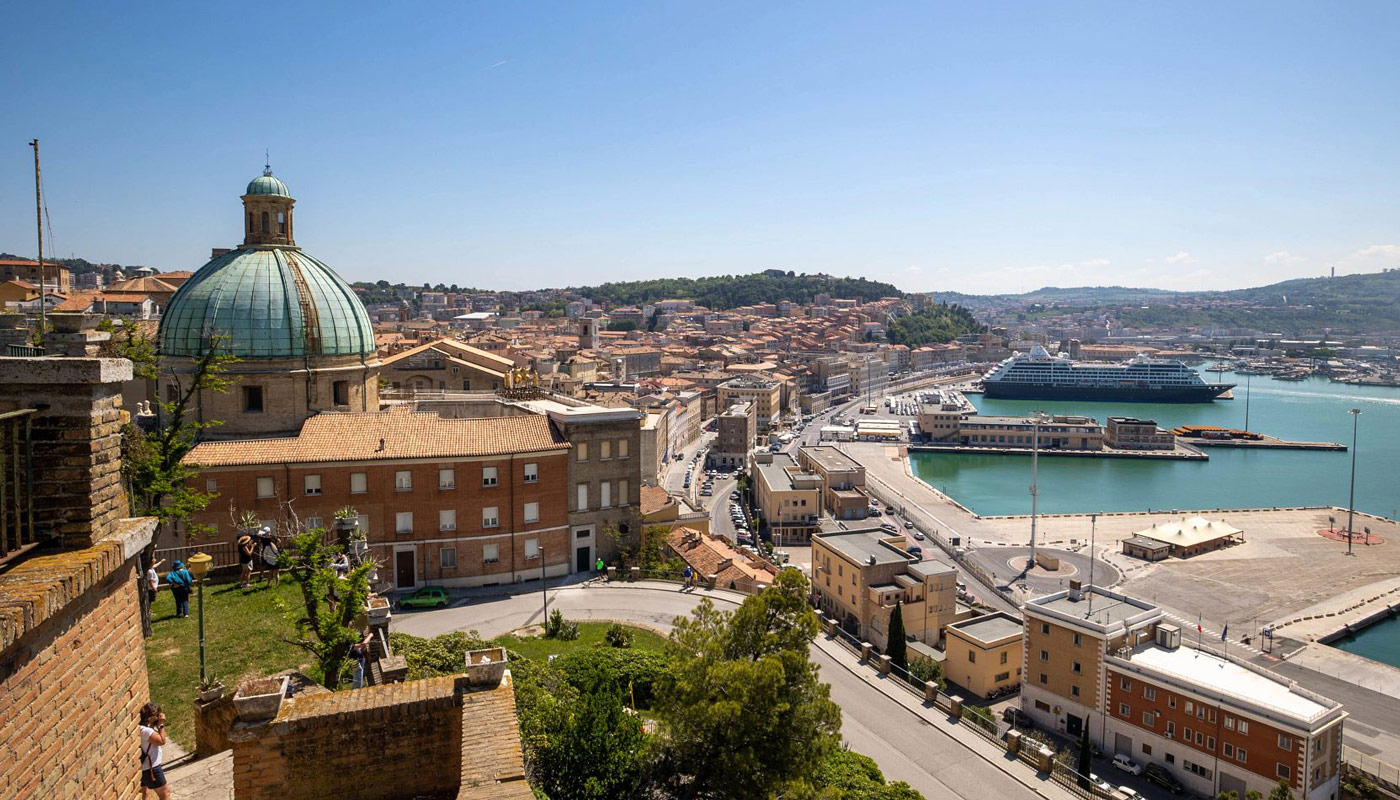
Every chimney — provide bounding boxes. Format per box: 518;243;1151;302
0;357;132;548
1068;579;1084;601
717;557;733;571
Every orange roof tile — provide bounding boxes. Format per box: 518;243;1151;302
185;407;567;467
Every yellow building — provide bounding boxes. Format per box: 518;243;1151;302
752;452;822;543
811;528;958;652
943;612;1024;698
717;376;782;430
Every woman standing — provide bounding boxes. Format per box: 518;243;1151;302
139;702;172;798
166;561;193;618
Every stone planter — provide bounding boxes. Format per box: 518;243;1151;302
233;675;288;723
0;313;24;330
197;682;226;703
366;595;391;625
48;312;101;333
464;647;508;687
349;538;369;561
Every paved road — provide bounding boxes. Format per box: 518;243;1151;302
395;583;1050;800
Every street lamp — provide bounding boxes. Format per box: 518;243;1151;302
1028;411;1048;571
186;551;213;687
540;545;548;622
1346;408;1361;556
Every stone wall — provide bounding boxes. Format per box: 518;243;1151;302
230;677;464;800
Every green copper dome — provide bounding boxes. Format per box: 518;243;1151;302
159;247;375;359
245;173;290;197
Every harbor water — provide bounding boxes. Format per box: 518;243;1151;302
909;371;1400;518
1330;612;1400;666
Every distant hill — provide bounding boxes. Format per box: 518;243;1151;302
929;285;1182;309
887;304;985;346
568;271;903;311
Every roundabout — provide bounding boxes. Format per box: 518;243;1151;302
965;545;1120;595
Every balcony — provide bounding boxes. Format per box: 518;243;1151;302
0;409;38;566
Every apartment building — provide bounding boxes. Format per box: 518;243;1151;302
717;376;783;430
712;401;756;469
796;445;869;520
944;613;1025;698
380;337;517;393
811;528;958;652
182;407;571;589
1106;417;1175;450
1020;585;1345;800
752;452;822;543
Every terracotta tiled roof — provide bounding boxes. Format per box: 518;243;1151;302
639;485;674;516
666;527;775;588
185;407;568;467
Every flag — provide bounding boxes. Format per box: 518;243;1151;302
1221;624;1228;641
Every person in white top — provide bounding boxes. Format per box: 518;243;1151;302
145;559;164;607
139;702;171;798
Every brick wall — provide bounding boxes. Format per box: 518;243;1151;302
0;545;151;799
230;676;466;800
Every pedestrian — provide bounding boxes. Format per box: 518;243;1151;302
350;631;374;689
682;565;693;589
595;556;604;573
237;534;256;588
332;552;350;578
166;561;193;618
145;558;164;607
138;702;171;799
261;537;281;587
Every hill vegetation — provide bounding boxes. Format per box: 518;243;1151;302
886;304;984;346
569;270;902;310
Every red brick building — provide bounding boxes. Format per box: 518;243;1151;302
181;407;572;589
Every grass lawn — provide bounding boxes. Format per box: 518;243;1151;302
491;621;668;661
145;577;312;749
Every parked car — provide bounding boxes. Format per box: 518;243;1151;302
1002;707;1034;728
1143;764;1184;794
869;508;882;517
1089;774;1114;796
398;586;450;610
730;491;740;500
1114;787;1140;800
1111;754;1143;776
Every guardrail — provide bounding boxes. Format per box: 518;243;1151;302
155;541;237;570
1345;745;1400;795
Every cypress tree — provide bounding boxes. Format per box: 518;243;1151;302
886;601;907;671
1077;724;1093;789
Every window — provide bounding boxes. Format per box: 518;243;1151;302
1142;744;1152;756
482;507;499;528
1166;721;1175;738
256;477;275;498
524;462;538;482
243;385;264;413
1121;677;1133;691
1197;706;1205;720
260;211;270;233
577;442;588;461
1237;748;1247;764
483;543;499;564
1185;701;1194;714
439;468;456;489
439;509;456;531
576;529;590;539
1277;764;1291;781
206;478;218;492
1039;673;1048;685
396;512;413;533
995;671;1011;682
525;539;539;559
304;474;322;496
1040;623;1050;635
1000;652;1008;665
1278;734;1292;751
482;466;498;487
1119;703;1130;717
1238;720;1249;735
1195;731;1204;746
600;481;612;508
395;470;413;491
1166;754;1175;765
1184;727;1193;741
1035;700;1051;712
1073;633;1082;646
1072;661;1082;674
967;651;976;663
333;380;349;406
1071;685;1080;697
1143;686;1156;701
350;472;368;494
1142;711;1154;726
601;441;611;459
618;438;629;458
618;479;629;506
577;483;588;511
1040;650;1049;662
1207;709;1216;723
440;547;456;568
524;502;539;524
1169;696;1177;709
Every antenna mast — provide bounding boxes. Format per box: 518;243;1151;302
29;139;46;346
1088;512;1097;614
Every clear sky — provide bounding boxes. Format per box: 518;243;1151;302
3;2;1398;294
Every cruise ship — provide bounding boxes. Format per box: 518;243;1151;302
981;346;1234;403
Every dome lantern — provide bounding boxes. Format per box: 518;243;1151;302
242;164;295;247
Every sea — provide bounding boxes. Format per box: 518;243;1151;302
908;371;1400;519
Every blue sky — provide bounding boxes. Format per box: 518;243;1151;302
3;2;1398;293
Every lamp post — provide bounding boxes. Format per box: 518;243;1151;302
1028;411;1048;572
540;545;548;623
1346;408;1361;556
187;551;213;687
1243;372;1252;433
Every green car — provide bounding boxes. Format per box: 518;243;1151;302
397;586;450;610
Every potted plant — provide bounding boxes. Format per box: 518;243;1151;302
236;510;262;536
233;675;289;722
198;676;226;703
464;647;509;687
334;507;361;550
48;311;101;333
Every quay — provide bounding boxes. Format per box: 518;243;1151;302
907;442;1208;460
1177;434;1345;451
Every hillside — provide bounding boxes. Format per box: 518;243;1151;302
886;304;985;347
568;271;902;311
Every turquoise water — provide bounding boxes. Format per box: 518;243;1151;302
1330;612;1400;665
909;371;1400;517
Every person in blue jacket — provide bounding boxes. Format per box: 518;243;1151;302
166;561;194;618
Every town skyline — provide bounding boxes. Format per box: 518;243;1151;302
5;2;1400;293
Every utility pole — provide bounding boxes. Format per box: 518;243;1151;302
1243;372;1252;432
1346;408;1361;556
29;140;47;345
1029;411;1047;572
540;545;549;621
1088;513;1098;612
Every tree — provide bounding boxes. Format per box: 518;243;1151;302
1077;725;1092;789
652;569;842;799
279;527;375;689
531;682;647;800
1268;781;1295;800
886;601;907;671
812;749;926;800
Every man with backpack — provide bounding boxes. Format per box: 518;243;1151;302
166;561;193;618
